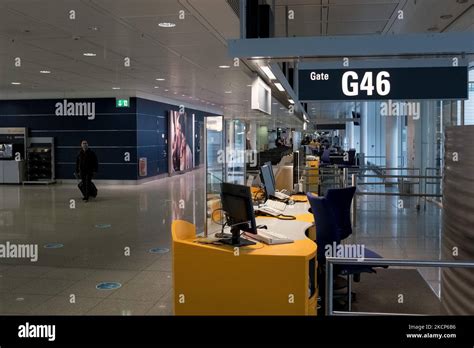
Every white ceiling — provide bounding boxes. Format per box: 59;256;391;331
0;0;472;129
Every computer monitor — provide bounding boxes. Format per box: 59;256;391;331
220;182;257;247
260;163;276;200
263;161;275;186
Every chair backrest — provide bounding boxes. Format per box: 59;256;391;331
325;186;356;241
348;149;356;164
321;149;331;163
171;220;196;241
307;193;340;263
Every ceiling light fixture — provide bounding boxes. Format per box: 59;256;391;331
274;82;285;92
154;86;159;89
11;82;21;85
40;70;51;74
159;22;176;28
83;52;96;57
112;87;120;90
224;91;232;94
219;65;231;69
164;89;169;92
261;66;276;80
289;99;295;104
156;78;165;81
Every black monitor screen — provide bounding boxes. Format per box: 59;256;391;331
260;164;275;198
220;183;257;234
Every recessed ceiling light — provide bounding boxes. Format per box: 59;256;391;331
261;66;276;80
112;87;120;90
83;52;96;57
219;65;231;69
154;86;159;89
211;103;215;106
11;82;21;85
440;14;453;19
164;89;169;92
40;70;51;74
182;94;186;97
159;22;176;28
274;82;285;92
289;99;295;104
156;78;165;81
224;91;232;94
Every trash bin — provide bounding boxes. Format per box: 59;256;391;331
398;178;416;194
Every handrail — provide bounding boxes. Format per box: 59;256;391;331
325;257;474;316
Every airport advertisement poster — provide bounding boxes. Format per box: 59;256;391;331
168;110;194;175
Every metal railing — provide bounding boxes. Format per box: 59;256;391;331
325;257;474;316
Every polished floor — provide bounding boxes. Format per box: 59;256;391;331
0;168;442;315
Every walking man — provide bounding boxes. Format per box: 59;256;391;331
75;140;98;202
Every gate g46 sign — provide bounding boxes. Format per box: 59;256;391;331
298;67;468;101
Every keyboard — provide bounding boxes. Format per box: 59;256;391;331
273;191;291;200
266;199;286;212
256;206;282;217
244;230;293;245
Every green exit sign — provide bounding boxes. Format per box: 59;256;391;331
116;98;129;108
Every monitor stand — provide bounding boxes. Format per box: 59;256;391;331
219;227;256;247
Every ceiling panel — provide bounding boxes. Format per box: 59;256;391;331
91;0;183;18
328;20;387;35
329;3;398;21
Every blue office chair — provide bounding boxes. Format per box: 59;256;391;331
325;186;356;241
307;192;385;312
321;149;331;164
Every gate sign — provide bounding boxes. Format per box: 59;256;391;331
298;67;468;101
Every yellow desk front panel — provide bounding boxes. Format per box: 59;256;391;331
172;220;317;316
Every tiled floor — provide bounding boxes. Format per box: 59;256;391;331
0;170;204;315
0;168;442;315
351;183;442;296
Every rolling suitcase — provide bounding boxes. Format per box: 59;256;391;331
75;173;98;198
78;181;98;198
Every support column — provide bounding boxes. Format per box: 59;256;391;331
360;102;368;165
385;114;399;184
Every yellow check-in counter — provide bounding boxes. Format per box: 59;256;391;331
172;196;318;316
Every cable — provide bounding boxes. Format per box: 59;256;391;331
210;208;225;225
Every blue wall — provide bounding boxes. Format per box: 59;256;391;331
0;97;214;180
0;98;137;180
